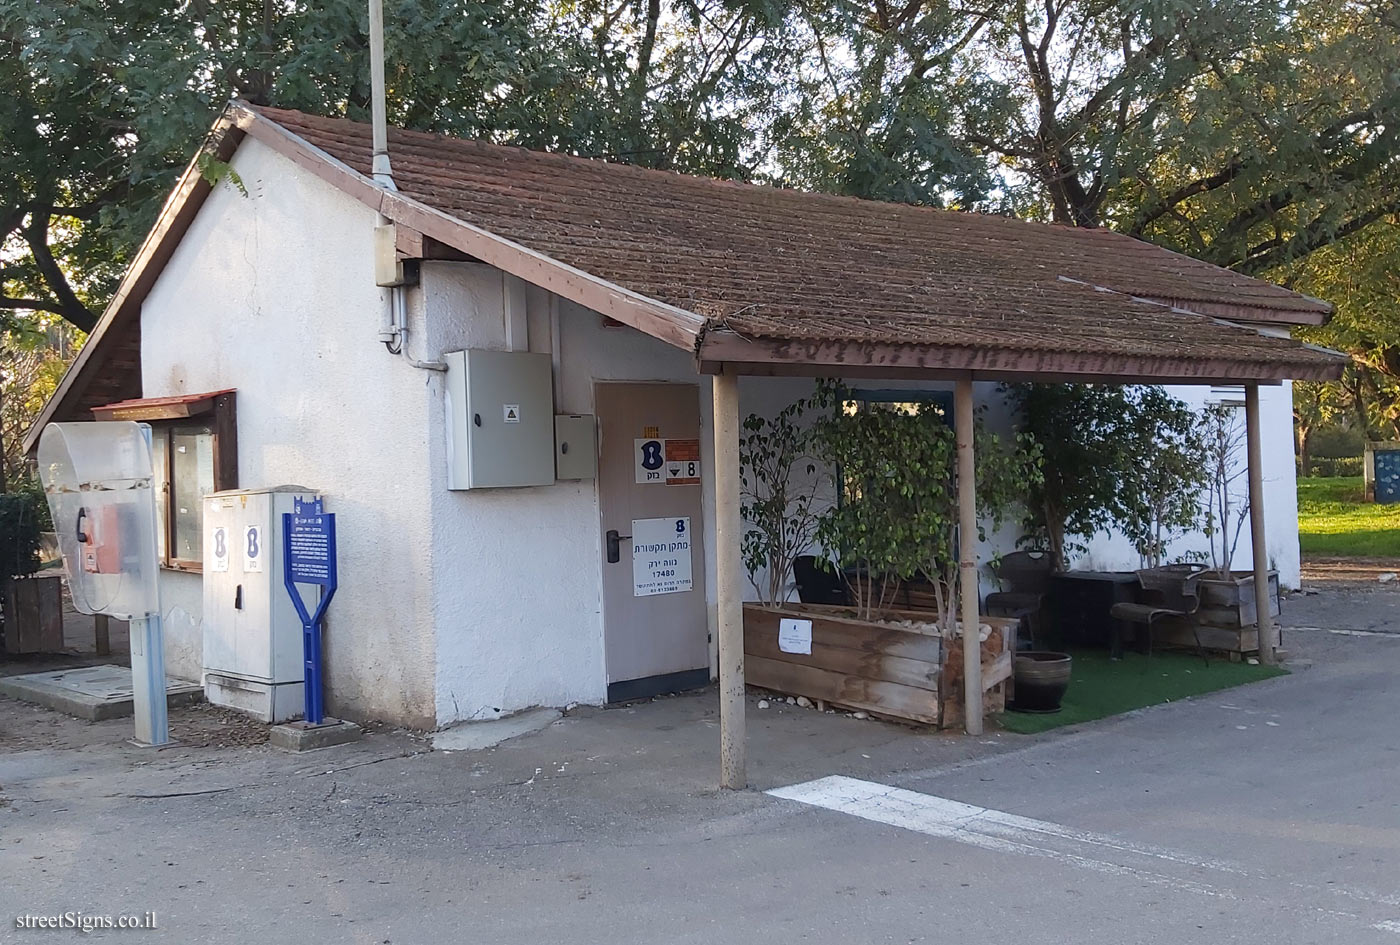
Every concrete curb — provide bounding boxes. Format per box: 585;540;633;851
0;667;204;721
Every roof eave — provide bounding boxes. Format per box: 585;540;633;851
1136;296;1332;327
696;331;1347;385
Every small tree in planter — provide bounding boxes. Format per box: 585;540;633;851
1116;388;1209;568
1201;403;1251;575
809;381;1040;629
1195;403;1277;641
739;392;825;606
1004;383;1134;570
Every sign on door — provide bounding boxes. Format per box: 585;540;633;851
632;517;693;596
636;437;702;485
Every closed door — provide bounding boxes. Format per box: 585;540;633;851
596;382;709;701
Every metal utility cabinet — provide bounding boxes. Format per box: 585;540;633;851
444;348;555;489
202;487;319;722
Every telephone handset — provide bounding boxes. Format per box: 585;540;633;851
76;505;122;573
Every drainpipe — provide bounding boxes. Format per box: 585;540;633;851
368;0;445;372
369;0;394;189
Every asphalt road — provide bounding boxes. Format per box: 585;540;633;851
1;592;1397;944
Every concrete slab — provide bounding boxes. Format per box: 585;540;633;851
269;718;363;752
431;706;562;751
0;664;202;721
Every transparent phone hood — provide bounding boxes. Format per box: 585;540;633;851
37;422;160;620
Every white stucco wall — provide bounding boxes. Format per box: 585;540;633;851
419;265;732;725
140;139;439;727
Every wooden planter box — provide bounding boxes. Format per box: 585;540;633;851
3;574;65;655
743;603;1014;728
1155;570;1280;656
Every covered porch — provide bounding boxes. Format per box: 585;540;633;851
699;301;1344;789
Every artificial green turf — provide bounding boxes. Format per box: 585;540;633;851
995;648;1288;735
1297;476;1400;557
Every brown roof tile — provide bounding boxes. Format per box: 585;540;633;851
254;106;1340;377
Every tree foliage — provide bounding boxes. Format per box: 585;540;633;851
1200;403;1249;574
739;391;824;606
1008;383;1206;569
1114;387;1208;568
1;0;790;332
809;382;1040;625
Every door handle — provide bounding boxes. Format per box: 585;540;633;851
606;529;631;564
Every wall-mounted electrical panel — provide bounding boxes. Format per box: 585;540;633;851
445;349;555;489
554;414;596;480
202;487;319;722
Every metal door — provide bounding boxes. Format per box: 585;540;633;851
595;382;709;701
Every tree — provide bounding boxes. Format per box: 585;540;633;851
1200;404;1249;574
739;392;824;606
1115;388;1208;568
810;382;1039;625
0;321;71;485
1293;378;1358;476
777;0;1400;278
1004;383;1133;571
1289;211;1400;443
1;0;791;334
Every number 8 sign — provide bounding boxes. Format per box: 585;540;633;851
243;525;263;573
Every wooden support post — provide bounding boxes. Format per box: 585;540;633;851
94;614;110;658
1245;385;1277;664
712;370;746;789
955;378;983;735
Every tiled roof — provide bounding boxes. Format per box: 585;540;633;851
256;106;1341;377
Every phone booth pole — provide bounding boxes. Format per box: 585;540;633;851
128;613;169;745
130;425;170;746
282;499;337;725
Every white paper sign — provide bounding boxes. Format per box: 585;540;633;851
210;526;229;572
635;438;666;483
778;618;813;655
242;525;263;573
632;516;693;596
503;404;520;423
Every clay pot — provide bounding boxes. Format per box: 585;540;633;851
1010;651;1073;714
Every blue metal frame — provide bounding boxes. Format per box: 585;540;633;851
283;511;337;725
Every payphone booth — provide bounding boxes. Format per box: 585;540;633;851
37;421;168;745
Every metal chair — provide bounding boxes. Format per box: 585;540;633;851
986;550;1053;647
793;555;850;606
1109;565;1209;665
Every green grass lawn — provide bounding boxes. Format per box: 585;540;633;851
996;649;1287;735
1297;476;1400;557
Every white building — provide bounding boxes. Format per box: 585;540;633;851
27;102;1343;731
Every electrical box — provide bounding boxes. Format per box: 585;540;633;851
554;415;597;480
445;349;555;489
202;487;319;722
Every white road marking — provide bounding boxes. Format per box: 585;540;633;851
768;775;1400;932
1290;626;1400;639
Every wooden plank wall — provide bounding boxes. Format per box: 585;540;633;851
743;605;942;725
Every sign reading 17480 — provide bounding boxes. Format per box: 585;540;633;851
631;516;693;597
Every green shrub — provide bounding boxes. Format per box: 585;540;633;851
0;480;48;579
1312;456;1363;477
1311;425;1364;460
